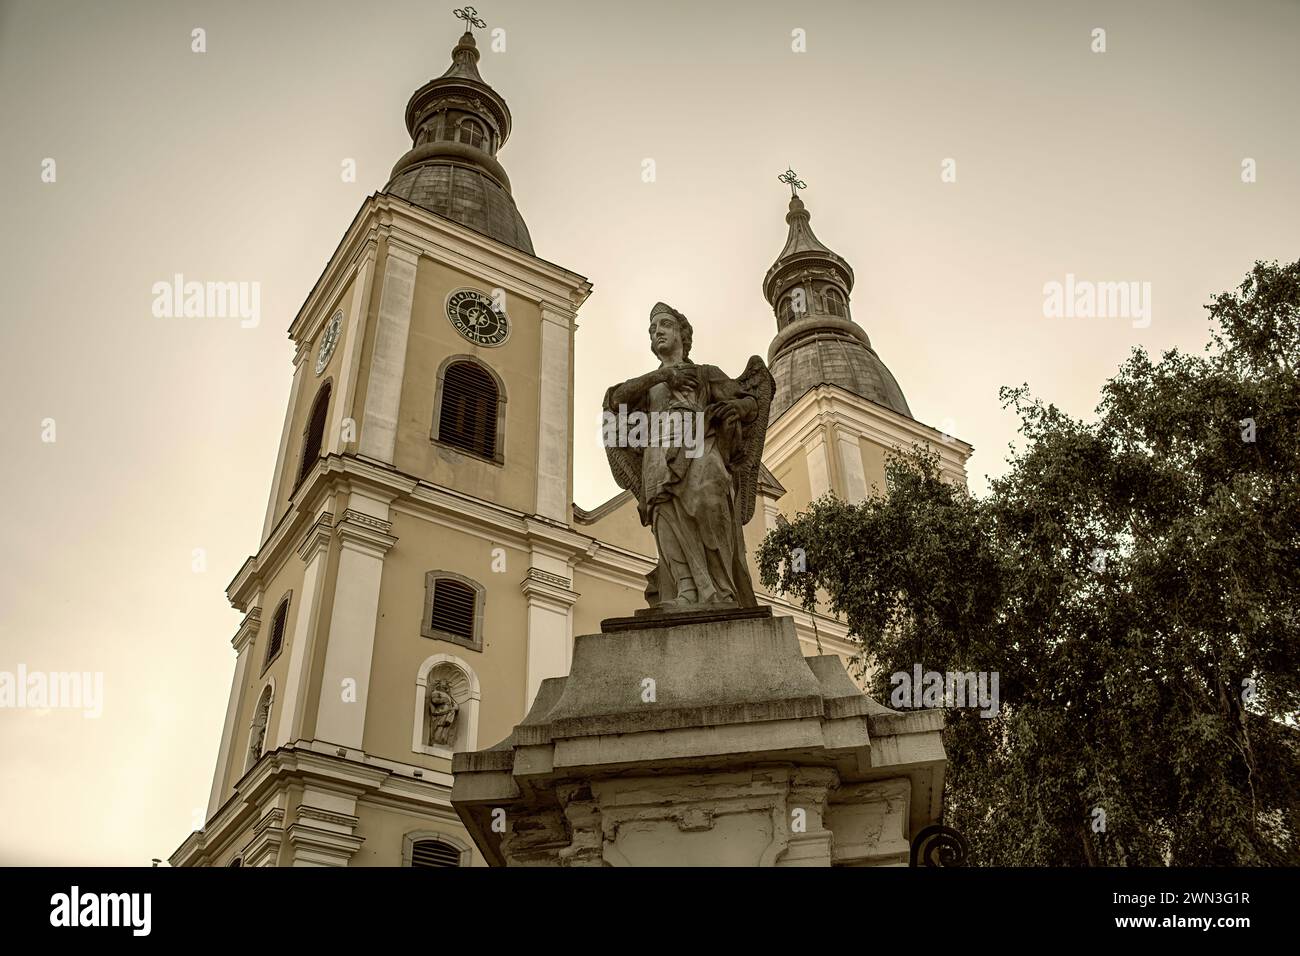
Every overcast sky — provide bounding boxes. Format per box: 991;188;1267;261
1;0;1296;864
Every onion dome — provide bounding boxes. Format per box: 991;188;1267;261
763;188;910;421
384;29;534;255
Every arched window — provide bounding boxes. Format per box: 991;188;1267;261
434;359;503;462
246;682;274;772
296;381;331;486
426;111;447;142
457;119;485;149
264;594;290;671
824;287;847;317
403;831;472;867
422;572;484;651
778;294;795;326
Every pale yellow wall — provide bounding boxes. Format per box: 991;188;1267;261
571;566;644;635
577;492;654;556
858;435;890;498
770;447;812;519
361;509;530;761
391;257;542;514
350;801;475;867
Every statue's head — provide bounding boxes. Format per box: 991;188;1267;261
648;302;692;362
429;679;452;698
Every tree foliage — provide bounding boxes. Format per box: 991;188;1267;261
758;261;1300;865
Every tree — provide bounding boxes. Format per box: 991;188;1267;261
758;260;1300;865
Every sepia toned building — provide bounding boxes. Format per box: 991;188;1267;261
170;25;969;868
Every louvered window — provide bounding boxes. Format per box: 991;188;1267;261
422;573;482;651
410;839;461;868
429;578;475;641
265;598;289;668
437;361;498;460
297;382;331;485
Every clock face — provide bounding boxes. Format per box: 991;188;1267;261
315;311;342;374
447;289;510;347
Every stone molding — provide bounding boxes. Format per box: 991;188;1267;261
172;745;458;868
231;607;261;654
295;511;334;562
451;613;947;867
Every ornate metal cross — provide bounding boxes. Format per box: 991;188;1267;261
454;5;486;32
778;168;807;197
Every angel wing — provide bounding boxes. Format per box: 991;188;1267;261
732;355;775;526
602;384;646;510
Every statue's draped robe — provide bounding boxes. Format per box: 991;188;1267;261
606;363;758;608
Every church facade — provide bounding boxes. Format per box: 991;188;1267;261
171;26;970;868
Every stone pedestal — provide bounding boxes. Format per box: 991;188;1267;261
451;608;946;866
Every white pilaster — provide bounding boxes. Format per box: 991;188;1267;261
763;498;782;534
287;787;365;867
206;607;261;818
535;306;574;522
520;539;580;709
837;431;868;504
274;511;333;748
806;433;831;500
315;494;396;750
328;242;377;455
358;240;420;464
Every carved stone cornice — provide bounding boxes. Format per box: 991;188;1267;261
242;807;286;867
296;511;334;562
296;806;361;830
335;509;397;558
232;608;262;655
285;823;365;865
338;508;393;535
519;568;580;608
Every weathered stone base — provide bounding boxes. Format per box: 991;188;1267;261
452;612;945;866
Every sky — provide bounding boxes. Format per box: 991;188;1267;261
0;0;1296;864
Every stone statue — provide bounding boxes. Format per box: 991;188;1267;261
427;680;459;747
248;694;270;765
604;302;774;610
248;719;266;764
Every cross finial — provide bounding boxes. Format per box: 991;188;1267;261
778;168;807;197
454;5;486;32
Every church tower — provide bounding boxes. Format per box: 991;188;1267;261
173;29;972;869
758;173;970;518
173;19;602;868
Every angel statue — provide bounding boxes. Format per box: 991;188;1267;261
426;679;459;747
604;302;774;611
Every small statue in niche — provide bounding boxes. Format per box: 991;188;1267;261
248;693;270;765
427;679;459;747
248;719;266;764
